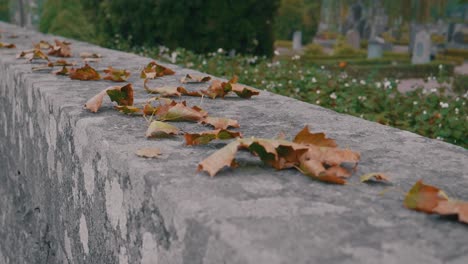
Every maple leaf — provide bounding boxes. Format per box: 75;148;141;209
200;117;240;130
202;80;231;99
84;86;122;112
48;39;71;57
52;66;70;76
180;74;211;83
33;40;53;50
403;180;448;213
198;140;241;177
146;121;179;138
106;83;134;106
17;49;49;61
184;129;242;145
226;83;260;99
69;64;101;81
293;126;337;147
433;200;468;224
0;42;16;48
360;173;391;183
140;61;175;79
136;148;162;158
155;100;207;122
115;105;143;115
103;66;131;82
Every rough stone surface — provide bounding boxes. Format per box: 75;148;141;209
1;22;468;264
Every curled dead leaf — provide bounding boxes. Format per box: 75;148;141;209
48;39;71;57
84;86;122;113
106;83;134;106
184;129;242;145
155;100;207;122
293;126;337;147
180;74;211;83
140;61;175;79
360;173;391;184
0;42;16;48
146;121;180;138
200;117;240;130
69;64;101;81
404;180;448;213
103;66;131;82
17;49;49;61
33;40;53;50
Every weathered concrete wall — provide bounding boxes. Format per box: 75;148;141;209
1;22;467;264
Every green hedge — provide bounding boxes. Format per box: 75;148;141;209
453;75;468;94
344;62;454;79
443;49;468;60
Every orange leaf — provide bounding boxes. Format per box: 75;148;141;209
228;83;260;99
200;117;240;130
180;74;211;83
33;40;52;50
198;140;242;177
184;129;242;145
403;180;448;213
155;100;207;122
202;80;231;99
0;42;16;48
293;126;337;147
48;39;71;57
103;66;131;82
84;86;122;113
140;61;175;79
106;83;134;106
69;64;101;81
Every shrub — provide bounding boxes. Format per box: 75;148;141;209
453;75;468;94
274;40;293;49
303;43;325;56
443;49;468;60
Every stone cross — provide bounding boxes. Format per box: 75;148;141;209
412;30;431;64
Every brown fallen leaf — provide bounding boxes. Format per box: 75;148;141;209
106;83;134;106
17;49;49;61
155;100;207;122
146;121;180;138
0;42;16;48
69;64;101;81
136;148;162;158
184;129;242;145
202;80;231;99
103;66;131;82
360;173;391;183
404;180;448;213
198;140;242;177
52;66;70;75
114;105;143;115
140;61;175;79
48;39;71;57
200;117;240;130
84;86;122;112
227;83;260;99
33;40;53;50
433;200;468;224
202;76;259;99
293;126;337;147
180;74;211;83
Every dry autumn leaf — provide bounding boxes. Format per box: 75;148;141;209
106;83;134;106
33;40;53;50
48;39;71;57
184;129;242;145
202;76;259;99
293;126;337;147
146;121;180;138
404;180;448;213
202;80;231;99
200;117;240;130
0;42;16;48
140;61;175;79
180;74;211;83
17;49;49;61
227;83;260;99
103;66;131;82
198;127;360;184
135;148;162;158
52;66;70;76
155;100;207;122
84;86;122;112
433;200;468;224
114;105;143;115
360;173;391;183
69;64;101;81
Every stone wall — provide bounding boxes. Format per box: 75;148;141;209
1;22;467;264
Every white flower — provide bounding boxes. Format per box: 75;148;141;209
261;80;266;84
316;90;321;94
360;114;364;118
413;101;418;105
439;64;443;70
330;92;337;100
202;60;207;65
436;136;443;140
430;88;437;93
321;65;325;70
423;110;427;115
171;52;177;63
217;48;224;53
345;83;349;87
384;81;391;89
274;50;280;56
439;102;449;108
294;88;300;93
316;100;320;104
360;80;366;85
455;108;459;114
456;97;460;102
352;79;357;83
278;83;283;87
375;82;382;88
288;80;293;84
408;113;412;117
311;77;317;83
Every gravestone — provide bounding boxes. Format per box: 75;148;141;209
412;30;431;65
346;30;360;50
367;37;384;59
292;31;302;51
